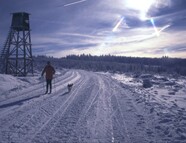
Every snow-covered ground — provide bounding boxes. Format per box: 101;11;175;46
0;69;186;143
112;73;186;109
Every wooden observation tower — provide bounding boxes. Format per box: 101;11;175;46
0;12;33;76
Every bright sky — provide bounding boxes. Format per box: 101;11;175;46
0;0;186;58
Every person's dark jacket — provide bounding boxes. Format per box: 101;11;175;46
42;65;55;80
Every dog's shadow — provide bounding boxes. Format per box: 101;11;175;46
61;91;69;96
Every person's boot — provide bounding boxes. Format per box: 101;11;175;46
49;86;52;94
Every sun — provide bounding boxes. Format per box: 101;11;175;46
125;0;155;20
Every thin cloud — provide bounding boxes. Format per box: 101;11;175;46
0;0;186;58
63;0;87;7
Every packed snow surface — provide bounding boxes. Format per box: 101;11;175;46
0;70;186;143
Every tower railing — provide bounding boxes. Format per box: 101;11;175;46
0;12;33;76
0;29;13;73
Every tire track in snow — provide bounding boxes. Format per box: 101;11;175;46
27;75;85;142
66;74;114;142
110;81;154;143
32;71;134;142
86;76;114;142
31;71;91;143
95;74;131;142
0;70;74;108
32;71;114;142
1;70;185;142
0;70;77;113
0;70;81;143
112;79;186;143
67;73;119;142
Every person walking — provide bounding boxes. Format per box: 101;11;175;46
41;61;55;94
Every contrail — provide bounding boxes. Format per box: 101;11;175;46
159;24;170;33
64;0;87;7
150;18;159;37
112;17;124;32
150;18;171;37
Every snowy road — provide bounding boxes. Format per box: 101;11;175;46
0;70;186;143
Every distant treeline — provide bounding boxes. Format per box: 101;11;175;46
34;54;186;76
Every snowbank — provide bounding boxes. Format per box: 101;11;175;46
0;74;24;94
112;73;186;109
0;74;41;101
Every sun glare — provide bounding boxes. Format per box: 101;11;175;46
125;0;155;20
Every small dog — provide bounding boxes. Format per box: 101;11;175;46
67;83;73;92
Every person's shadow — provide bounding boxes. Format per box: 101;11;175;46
0;95;41;109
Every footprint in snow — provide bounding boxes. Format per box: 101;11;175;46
159;118;172;124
